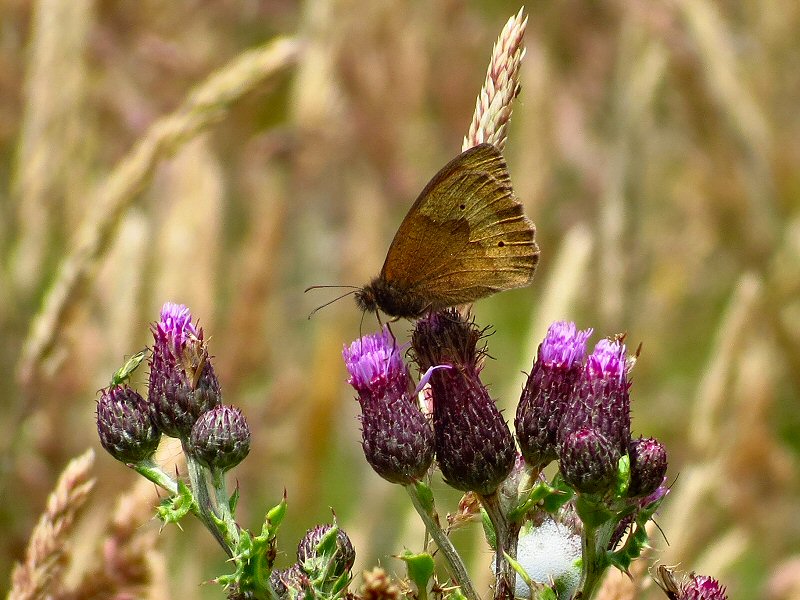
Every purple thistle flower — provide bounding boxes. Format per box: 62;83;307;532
627;436;668;498
97;386;161;464
343;327;434;485
559;426;620;495
515;321;592;470
559;337;631;457
681;574;728;600
411;310;515;495
148;302;221;441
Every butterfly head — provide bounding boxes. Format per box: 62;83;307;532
354;283;379;314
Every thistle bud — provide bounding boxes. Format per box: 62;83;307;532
189;405;250;472
627;436;667;498
559;338;631;456
343;327;434;484
97;386;161;464
270;564;307;600
411;310;515;495
148;302;221;440
297;524;356;582
515;321;591;470
559;426;619;495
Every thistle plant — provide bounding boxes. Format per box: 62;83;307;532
96;302;356;600
340;312;726;600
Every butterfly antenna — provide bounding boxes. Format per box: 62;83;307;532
307;290;358;319
304;284;361;292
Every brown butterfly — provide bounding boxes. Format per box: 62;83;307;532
353;143;539;319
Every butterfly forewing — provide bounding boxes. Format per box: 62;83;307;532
381;143;538;306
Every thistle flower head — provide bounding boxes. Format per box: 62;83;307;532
539;321;593;367
343;326;409;399
680;574;727;600
559;337;632;456
148;302;221;440
559;426;620;495
516;321;592;470
97;386;161;464
188;405;251;472
343;328;434;484
410;309;485;373
411;311;515;495
159;302;197;343
627;436;668;498
586;338;628;385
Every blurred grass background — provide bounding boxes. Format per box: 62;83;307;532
1;0;799;598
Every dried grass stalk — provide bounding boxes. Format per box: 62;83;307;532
16;36;302;394
57;479;164;600
463;8;527;152
8;449;96;600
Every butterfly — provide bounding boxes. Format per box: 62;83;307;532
353;143;539;319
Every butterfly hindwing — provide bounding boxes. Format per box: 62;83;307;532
380;143;538;307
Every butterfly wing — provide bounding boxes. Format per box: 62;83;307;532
381;143;538;308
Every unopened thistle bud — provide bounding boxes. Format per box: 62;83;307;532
297;524;356;582
627;436;667;498
411;310;515;495
343;327;434;485
189;405;250;472
270;564;306;600
559;426;619;495
97;386;161;464
516;321;592;470
559;337;631;456
148;302;222;440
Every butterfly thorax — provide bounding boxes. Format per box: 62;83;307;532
355;277;430;319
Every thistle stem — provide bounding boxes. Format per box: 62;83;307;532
405;483;479;600
577;518;614;599
479;491;520;600
211;467;241;546
133;458;179;494
183;442;233;557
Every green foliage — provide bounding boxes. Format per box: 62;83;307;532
399;551;435;595
156;481;194;527
216;495;288;599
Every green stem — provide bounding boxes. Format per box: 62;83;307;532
183;442;233;557
578;519;615;599
479;491;519;600
133;458;179;494
211;467;240;546
404;483;479;600
579;522;599;599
